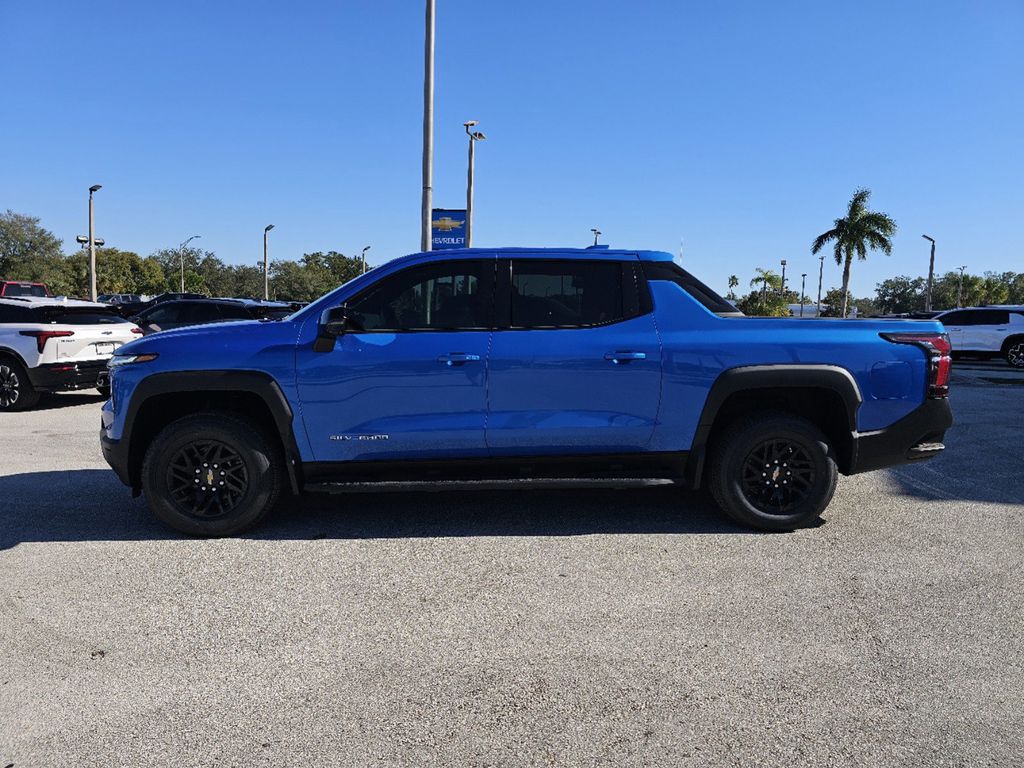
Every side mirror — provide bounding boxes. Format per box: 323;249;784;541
320;305;361;337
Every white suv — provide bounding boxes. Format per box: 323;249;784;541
0;297;142;411
934;306;1024;368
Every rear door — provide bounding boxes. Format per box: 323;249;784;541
485;256;662;454
938;310;969;350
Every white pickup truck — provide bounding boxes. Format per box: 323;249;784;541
0;296;142;410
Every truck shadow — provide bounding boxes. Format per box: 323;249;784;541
0;470;757;549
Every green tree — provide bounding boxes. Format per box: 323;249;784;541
812;188;897;318
726;274;739;300
0;210;64;282
875;275;926;314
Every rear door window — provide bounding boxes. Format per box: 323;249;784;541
510;260;626;328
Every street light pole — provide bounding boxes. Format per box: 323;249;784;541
263;225;275;300
464;121;486;248
178;234;200;293
800;273;807;317
922;234;936;312
957;265;967;307
591;228;601;246
780;259;787;295
816;254;825;317
88;185;102;301
361;245;371;274
420;0;435;251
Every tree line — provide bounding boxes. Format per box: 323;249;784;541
0;210;363;302
728;267;1024;317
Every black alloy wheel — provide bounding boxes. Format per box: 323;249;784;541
740;438;816;515
708;413;838;531
166;439;250;520
142;413;283;536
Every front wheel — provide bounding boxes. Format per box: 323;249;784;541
708;414;838;531
141;413;284;536
1005;339;1024;369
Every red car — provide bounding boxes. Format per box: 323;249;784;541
0;281;51;298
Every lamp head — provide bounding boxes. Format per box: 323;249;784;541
265;224;275;232
463;120;479;128
89;184;102;193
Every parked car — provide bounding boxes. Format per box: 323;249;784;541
98;293;147;306
0;297;142;410
0;280;51;298
101;247;953;536
130;298;295;335
933;306;1024;367
114;292;208;318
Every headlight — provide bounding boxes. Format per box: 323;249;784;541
107;353;159;368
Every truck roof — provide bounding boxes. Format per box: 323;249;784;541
411;247;674;261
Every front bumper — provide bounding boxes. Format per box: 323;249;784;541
847;397;954;475
101;431;133;488
27;360;109;392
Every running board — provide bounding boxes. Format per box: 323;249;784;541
304;477;681;495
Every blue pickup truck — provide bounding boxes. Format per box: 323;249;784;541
101;247;953;535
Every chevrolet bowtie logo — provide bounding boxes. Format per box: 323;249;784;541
433;217;464;232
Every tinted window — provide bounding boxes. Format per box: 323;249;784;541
140;305;178;324
2;284;47;297
217;303;254;320
348;260;492;331
0;304;31;323
511;260;624;328
44;311;131;325
941;310;1009;326
178;303;224;324
641;261;738;315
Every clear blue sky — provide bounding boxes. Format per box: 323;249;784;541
3;0;1022;296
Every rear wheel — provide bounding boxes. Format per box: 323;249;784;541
708;413;838;531
96;384;111;399
0;358;40;412
1005;339;1024;369
142;413;284;536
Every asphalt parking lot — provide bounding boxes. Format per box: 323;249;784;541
1;361;1022;767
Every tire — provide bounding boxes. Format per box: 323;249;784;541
1004;338;1024;369
96;384;111;399
708;413;838;531
0;358;41;412
141;412;284;536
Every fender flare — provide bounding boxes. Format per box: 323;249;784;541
123;370;302;494
684;364;863;487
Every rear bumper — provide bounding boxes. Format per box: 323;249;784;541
27;360;108;392
847;398;953;475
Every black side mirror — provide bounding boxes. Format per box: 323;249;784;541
320;305;361;337
314;306;361;352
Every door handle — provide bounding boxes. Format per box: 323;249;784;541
604;351;647;364
437;352;481;366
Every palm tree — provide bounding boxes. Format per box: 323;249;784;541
811;188;896;317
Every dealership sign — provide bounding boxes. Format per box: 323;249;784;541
431;209;467;250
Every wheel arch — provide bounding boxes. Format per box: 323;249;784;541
684;365;863;487
122;371;302;494
1000;334;1024;353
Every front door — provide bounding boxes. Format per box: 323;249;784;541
485;257;662;454
295;258;495;462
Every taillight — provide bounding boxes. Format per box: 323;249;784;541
20;329;74;354
881;333;952;398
